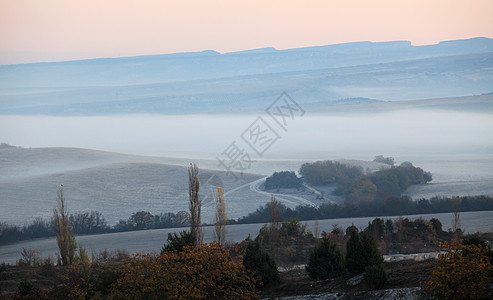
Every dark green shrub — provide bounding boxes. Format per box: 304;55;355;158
11;280;47;300
242;240;279;287
346;230;383;274
161;230;196;254
365;218;386;239
265;171;302;189
360;232;384;266
306;237;345;279
385;219;394;233
281;218;306;236
462;234;488;249
345;228;366;274
345;224;358;236
364;264;387;290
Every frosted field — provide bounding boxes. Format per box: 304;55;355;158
0;144;492;226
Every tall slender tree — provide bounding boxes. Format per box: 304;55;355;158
188;163;202;243
452;197;461;235
214;188;228;246
268;196;282;257
53;185;76;265
268;197;281;231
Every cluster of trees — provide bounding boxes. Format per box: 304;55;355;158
362;217;444;254
264;171;302;190
114;211;190;232
286;159;432;204
70;211;110;234
299;160;363;186
0;218;53;245
335;165;432;203
232;195;493;225
334;164;433;203
305;226;387;289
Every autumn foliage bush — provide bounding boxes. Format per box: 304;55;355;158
110;242;259;299
58;263;122;300
423;239;493;300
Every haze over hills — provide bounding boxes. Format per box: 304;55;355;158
0;38;492;115
1;38;493;226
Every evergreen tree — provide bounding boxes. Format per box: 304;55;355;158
242;240;279;287
346;228;383;274
360;231;383;267
345;227;366;274
161;230;197;254
306;237;345;279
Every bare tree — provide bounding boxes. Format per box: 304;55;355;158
188;163;202;243
53;185;76;265
214;188;228;246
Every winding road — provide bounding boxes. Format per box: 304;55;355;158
224;177;318;208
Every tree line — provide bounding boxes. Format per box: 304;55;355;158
0;210;190;246
2;194;491;246
231;195;493;225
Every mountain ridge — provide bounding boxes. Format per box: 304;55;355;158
1;37;492;88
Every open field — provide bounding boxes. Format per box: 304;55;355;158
1;143;493;226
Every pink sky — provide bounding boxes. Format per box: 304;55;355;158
1;0;492;64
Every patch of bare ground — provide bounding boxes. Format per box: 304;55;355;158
0;264;65;298
0;261;123;299
260;260;433;299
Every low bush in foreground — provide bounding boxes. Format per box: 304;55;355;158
423;239;493;299
111;242;259;299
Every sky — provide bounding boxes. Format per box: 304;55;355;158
1;0;492;64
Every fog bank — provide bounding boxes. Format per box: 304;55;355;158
1;110;492;159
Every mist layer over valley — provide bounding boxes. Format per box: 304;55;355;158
1;103;492;226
